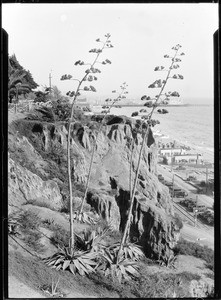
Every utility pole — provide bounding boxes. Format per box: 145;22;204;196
172;173;175;202
49;70;52;93
194;209;198;227
206;166;208;193
171;151;173;172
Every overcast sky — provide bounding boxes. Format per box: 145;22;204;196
2;3;218;104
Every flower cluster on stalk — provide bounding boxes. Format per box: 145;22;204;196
101;82;128;114
60;33;113;100
131;44;185;125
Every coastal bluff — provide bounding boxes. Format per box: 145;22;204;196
8;115;181;261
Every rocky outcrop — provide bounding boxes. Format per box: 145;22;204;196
8;115;180;261
86;190;121;230
8;156;63;213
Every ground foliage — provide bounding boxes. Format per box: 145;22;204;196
174;238;214;271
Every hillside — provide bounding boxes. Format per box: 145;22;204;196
7;111;214;298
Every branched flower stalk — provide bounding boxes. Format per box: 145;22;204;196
78;82;128;215
117;44;185;259
61;34;113;255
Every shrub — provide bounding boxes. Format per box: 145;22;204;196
162;156;168;165
131;269;201;298
22;230;45;252
14;210;45;252
18;210;41;231
90;219;122;245
173;213;183;230
50;226;70;248
51;99;71;121
198;210;214;226
25;199;54;210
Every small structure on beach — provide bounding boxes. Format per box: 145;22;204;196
159;147;186;157
161;153;204;165
75;98;92;109
172;153;203;164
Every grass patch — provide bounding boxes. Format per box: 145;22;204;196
9;251;118;298
88;272;135;298
89;266;202;298
174;238;214;271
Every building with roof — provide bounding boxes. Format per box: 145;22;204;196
159;147;186;157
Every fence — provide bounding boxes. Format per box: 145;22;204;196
8;99;50;114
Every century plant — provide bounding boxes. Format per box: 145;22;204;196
43;34;114;275
77;82;128;218
118;44;185;258
60;34;113;254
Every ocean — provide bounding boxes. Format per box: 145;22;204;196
93;104;214;164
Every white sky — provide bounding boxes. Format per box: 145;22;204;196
2;3;218;104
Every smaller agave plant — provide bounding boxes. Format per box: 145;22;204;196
74;224;114;253
40;277;64;298
108;242;144;261
97;249;140;283
73;211;98;225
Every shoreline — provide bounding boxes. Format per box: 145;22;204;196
153;130;214;165
153;130;214;185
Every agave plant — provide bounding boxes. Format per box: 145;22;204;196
43;246;98;276
97;249;140;283
108;242;144;261
74;227;108;253
73;211;98;225
120;44;185;263
40;277;64;298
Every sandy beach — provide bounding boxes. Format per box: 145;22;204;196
155;133;214;192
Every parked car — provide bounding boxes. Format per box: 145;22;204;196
180;199;196;211
195;205;206;212
186;175;196;181
158;174;164;180
197;187;204;194
176;165;186;170
164;181;173;187
172;189;188;198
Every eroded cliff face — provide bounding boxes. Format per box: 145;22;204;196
8;115;179;261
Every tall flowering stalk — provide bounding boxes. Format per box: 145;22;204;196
117;44;185;258
60;34;113;254
79;82;128;215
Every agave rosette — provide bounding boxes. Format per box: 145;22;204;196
73;211;98;225
107;242;144;261
97;249;140;282
43;247;98;276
